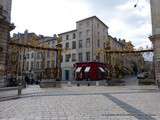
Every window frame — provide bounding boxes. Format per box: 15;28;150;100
86;52;90;61
79;40;83;48
72;53;76;62
65;54;70;62
78;53;83;62
72;41;76;49
73;33;76;39
65;42;69;49
86;38;90;47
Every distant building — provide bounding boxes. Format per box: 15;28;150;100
107;36;144;77
106;36;125;66
34;35;57;80
10;31;57;81
0;0;14;87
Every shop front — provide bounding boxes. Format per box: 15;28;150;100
74;62;111;81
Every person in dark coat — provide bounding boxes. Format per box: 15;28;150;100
25;76;30;85
133;65;138;76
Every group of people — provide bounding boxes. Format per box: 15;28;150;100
24;76;39;85
7;75;39;87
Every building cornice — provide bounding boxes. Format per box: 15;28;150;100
58;29;77;36
59;16;109;36
76;16;109;29
149;34;160;41
0;19;15;31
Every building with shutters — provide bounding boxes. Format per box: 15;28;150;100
59;16;109;81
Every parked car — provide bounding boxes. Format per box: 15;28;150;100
137;72;155;85
137;72;149;79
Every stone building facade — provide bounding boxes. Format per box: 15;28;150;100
106;36;124;66
59;16;109;81
10;31;57;81
34;35;57;80
0;0;14;87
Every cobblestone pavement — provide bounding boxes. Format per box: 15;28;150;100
0;85;159;120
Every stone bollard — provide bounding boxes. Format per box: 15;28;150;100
18;83;22;96
96;81;99;86
158;82;160;89
68;81;72;87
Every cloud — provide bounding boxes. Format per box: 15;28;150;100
117;0;150;16
11;0;152;48
108;0;152;48
11;0;91;36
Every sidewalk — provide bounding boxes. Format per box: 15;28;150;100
0;84;158;99
0;85;159;120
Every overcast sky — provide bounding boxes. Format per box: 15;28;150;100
11;0;152;48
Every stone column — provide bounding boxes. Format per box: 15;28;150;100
0;20;14;87
0;22;8;86
0;0;14;87
149;0;160;87
149;35;160;86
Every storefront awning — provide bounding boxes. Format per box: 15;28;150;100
75;67;82;72
84;67;91;72
99;67;105;72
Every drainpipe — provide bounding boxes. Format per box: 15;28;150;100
91;20;94;61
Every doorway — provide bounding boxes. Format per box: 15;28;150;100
65;70;70;81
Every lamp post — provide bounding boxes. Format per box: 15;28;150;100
21;48;26;86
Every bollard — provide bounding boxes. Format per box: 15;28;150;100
88;83;90;86
96;81;99;86
18;83;22;96
77;83;80;87
158;82;160;89
68;81;72;87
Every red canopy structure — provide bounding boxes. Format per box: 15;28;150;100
74;62;112;81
